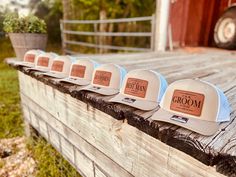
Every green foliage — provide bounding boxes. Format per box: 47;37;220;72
29;0;62;42
0;37;76;176
71;0;155;19
0;38;61;138
27;133;81;177
0;13;5;34
0;38;24;138
3;13;47;34
0;160;5;168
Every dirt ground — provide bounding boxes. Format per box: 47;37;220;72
0;137;36;177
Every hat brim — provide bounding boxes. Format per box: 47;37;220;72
15;62;34;68
109;93;158;111
58;78;90;86
151;108;219;136
26;68;49;73
80;85;119;96
42;72;67;79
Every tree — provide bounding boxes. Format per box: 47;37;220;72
29;0;63;42
62;0;72;20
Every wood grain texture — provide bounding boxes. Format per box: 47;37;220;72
95;165;108;177
20;91;132;177
21;91;223;177
6;48;236;176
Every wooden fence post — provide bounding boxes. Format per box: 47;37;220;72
94;23;98;53
151;14;156;51
60;20;66;54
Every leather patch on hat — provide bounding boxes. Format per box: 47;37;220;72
170;90;205;116
93;70;111;86
25;54;35;63
37;57;49;67
51;61;64;72
124;78;148;98
70;65;86;78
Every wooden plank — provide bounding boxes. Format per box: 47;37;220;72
74;51;187;62
167;147;224;177
20;94;132;177
48;125;61;151
38;118;49;140
30;110;39;130
20;90;170;176
19;63;236;161
7;48;236;176
123;53;227;72
95;165;108;177
74;148;95;177
60;137;75;164
21;93;224;177
20;93;223;176
24;106;91;177
19;75;226;177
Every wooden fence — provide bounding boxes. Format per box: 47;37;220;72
60;15;156;54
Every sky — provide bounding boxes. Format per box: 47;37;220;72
0;0;30;16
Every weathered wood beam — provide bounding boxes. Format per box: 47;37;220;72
6;50;236;176
15;65;234;176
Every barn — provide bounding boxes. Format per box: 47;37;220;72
170;0;236;48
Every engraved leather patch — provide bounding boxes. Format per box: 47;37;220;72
51;61;64;72
37;57;49;67
25;54;35;63
124;78;148;98
93;70;112;86
70;65;86;78
170;90;205;116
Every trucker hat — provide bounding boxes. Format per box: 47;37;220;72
150;79;231;136
42;55;74;79
58;59;99;86
80;63;127;95
109;70;168;111
15;50;44;67
27;52;58;72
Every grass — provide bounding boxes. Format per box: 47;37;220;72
0;37;80;177
0;38;23;138
27;132;80;177
0;38;62;138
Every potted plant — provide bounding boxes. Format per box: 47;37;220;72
3;13;47;60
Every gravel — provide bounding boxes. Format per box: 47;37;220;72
0;137;36;177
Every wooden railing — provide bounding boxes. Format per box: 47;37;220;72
60;15;156;54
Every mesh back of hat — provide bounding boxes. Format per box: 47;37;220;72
155;72;168;102
202;81;231;122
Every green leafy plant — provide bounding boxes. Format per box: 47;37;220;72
3;13;47;34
